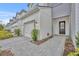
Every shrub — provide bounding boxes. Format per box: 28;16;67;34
14;29;21;36
0;24;4;30
31;29;38;41
0;46;2;52
0;30;13;40
6;29;11;32
76;32;79;47
63;38;75;56
67;48;79;56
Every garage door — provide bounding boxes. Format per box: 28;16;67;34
23;21;34;38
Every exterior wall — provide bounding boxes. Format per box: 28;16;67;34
23;21;34;38
10;22;19;32
39;7;52;40
18;20;24;36
48;3;61;8
6;3;79;45
75;4;79;34
52;3;71;18
22;11;40;29
70;4;79;47
51;3;71;36
53;16;70;36
6;20;24;36
22;11;40;39
70;4;77;47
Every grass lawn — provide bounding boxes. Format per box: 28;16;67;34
0;30;13;40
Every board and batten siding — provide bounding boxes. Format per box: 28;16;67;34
52;3;71;18
70;4;79;48
39;7;52;40
75;4;79;34
22;11;40;30
22;11;40;39
53;16;70;36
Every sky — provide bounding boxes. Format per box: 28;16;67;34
0;3;28;24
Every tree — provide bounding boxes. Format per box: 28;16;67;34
0;24;4;30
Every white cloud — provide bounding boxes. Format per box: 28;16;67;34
0;11;16;24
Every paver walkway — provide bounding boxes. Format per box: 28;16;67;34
0;36;66;56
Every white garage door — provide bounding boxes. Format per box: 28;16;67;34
23;21;34;38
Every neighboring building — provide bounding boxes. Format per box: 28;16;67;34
6;3;79;47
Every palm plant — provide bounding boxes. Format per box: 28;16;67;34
76;32;79;47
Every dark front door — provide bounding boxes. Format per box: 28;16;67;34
59;21;65;34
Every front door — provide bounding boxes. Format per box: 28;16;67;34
59;21;65;34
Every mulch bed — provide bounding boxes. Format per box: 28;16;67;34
63;39;75;56
31;39;49;45
0;49;14;56
31;36;52;45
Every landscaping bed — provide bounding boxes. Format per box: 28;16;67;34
31;36;52;45
31;39;48;45
0;49;14;56
63;38;75;56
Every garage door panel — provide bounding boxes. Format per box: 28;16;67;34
23;21;34;38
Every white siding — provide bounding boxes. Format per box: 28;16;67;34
70;4;77;47
23;21;34;38
71;4;79;47
52;4;71;18
22;11;40;39
53;16;70;35
40;7;52;40
22;12;40;30
18;20;24;36
75;4;79;34
10;22;19;32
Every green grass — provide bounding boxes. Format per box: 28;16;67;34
0;30;13;40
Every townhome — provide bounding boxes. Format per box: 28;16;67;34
6;3;79;47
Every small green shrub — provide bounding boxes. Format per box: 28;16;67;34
67;48;79;56
14;29;21;36
0;30;13;40
76;32;79;47
31;29;38;41
6;29;11;32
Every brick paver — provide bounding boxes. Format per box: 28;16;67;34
0;36;66;56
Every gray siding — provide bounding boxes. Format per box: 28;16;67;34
52;3;71;18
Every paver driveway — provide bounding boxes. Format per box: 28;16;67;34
0;36;66;56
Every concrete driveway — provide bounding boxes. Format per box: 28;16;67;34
0;36;66;56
